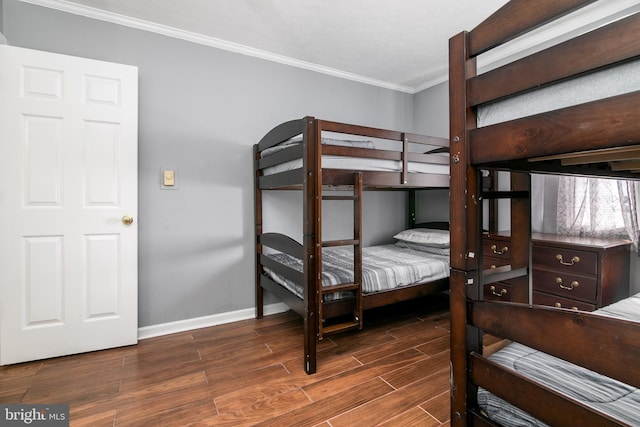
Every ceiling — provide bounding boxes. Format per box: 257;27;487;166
21;0;639;93
23;0;509;92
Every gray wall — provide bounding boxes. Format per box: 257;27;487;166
0;0;5;42
413;82;448;139
412;82;449;223
3;0;423;327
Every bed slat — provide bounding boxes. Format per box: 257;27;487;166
258;169;304;189
322;145;401;161
531;145;640;165
258;144;304;169
362;278;449;310
471;353;625;427
317;120;402;141
470;301;640;389
610;159;640;172
469;0;597;56
260;255;304;288
469;12;640;106
470;90;640;165
321;145;448;164
321;170;450;188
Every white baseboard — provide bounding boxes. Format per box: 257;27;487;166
137;303;289;340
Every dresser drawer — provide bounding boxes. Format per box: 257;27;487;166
483;283;512;301
483;257;510;271
532;245;596;276
483;238;511;262
532;268;597;303
533;291;596;312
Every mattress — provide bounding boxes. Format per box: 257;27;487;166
478;58;640;127
263;243;450;301
261;135;449;176
478;292;640;426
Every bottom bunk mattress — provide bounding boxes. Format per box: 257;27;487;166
263;243;450;301
478;292;640;426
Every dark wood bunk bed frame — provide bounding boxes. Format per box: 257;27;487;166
449;0;640;425
254;116;450;374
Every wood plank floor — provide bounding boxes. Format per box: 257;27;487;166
0;294;451;426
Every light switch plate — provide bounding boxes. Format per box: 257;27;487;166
160;167;179;190
163;170;175;186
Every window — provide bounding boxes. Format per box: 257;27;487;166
557;176;639;250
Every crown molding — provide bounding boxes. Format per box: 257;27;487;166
19;0;640;95
19;0;416;94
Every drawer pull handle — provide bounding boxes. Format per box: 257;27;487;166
556;254;580;266
554;302;579;310
491;245;509;255
556;277;579;291
490;285;508;297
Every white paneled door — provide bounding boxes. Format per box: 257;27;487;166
0;45;138;365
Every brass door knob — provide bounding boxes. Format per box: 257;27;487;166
122;215;134;225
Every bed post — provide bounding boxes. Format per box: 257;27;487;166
303;117;321;374
449;30;481;426
254;144;264;319
510;172;532;303
408;189;416;229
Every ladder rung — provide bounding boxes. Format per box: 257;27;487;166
322;195;359;201
323;321;360;335
323;239;359;247
322;282;360;294
318;171;363;341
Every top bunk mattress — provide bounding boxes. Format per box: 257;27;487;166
477;56;640;128
478;292;640;426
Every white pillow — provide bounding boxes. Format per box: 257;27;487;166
395;241;450;256
393;228;450;248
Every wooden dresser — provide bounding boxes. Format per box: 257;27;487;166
531;233;630;311
482;233;528;303
482;232;631;310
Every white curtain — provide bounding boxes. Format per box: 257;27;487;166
556;176;639;251
618;180;640;252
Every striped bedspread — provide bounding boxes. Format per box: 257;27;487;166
263;244;449;300
479;292;640;426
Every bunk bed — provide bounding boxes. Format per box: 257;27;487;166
254;117;450;374
449;0;640;425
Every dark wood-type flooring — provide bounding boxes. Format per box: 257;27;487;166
0;294;451;426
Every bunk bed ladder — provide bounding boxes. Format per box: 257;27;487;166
318;172;364;339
